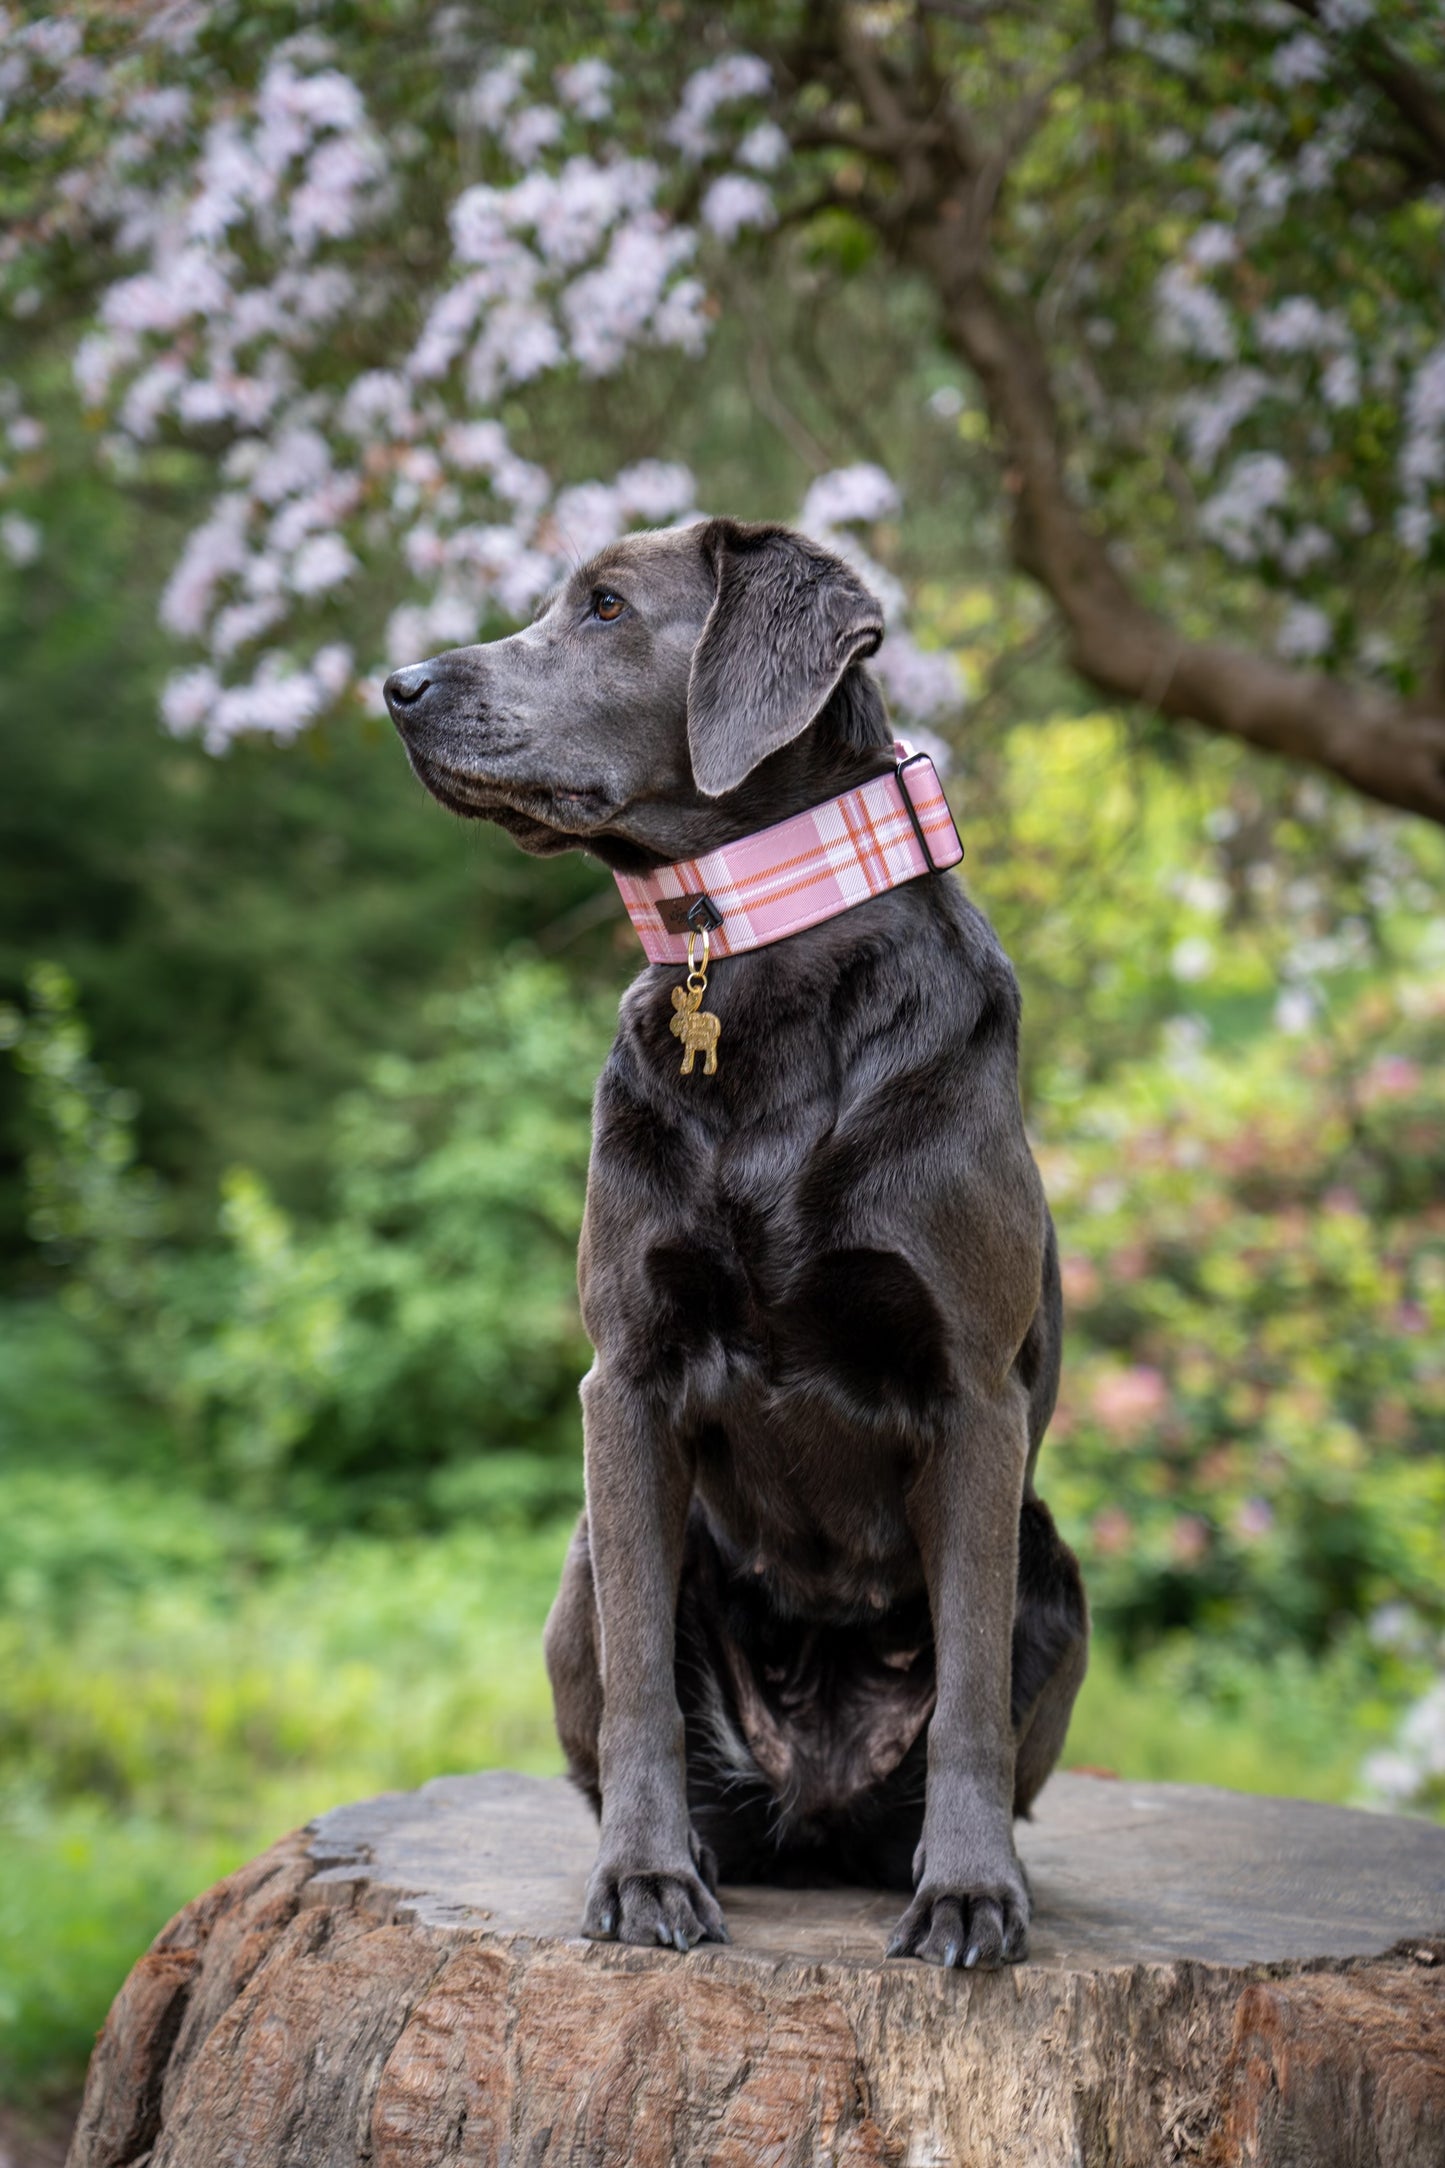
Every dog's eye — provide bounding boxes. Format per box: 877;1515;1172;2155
591;590;627;622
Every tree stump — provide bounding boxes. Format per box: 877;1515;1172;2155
67;1771;1445;2168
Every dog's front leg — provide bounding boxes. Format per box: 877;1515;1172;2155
890;1380;1032;1969
578;1367;728;1951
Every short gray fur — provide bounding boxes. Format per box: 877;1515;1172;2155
382;518;1093;1967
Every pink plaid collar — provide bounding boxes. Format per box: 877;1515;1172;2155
614;742;963;964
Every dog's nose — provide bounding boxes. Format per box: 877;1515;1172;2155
383;664;432;718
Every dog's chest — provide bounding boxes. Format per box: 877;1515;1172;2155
641;1117;949;1430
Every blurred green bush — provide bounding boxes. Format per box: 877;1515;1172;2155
1044;983;1445;1661
3;959;606;1518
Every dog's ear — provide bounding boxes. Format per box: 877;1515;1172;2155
687;520;884;797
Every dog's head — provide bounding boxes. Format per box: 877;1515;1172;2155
382;519;889;868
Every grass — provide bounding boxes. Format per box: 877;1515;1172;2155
1063;1636;1399;1801
0;1463;570;2103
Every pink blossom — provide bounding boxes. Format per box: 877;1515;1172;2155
288;532;357;595
667;54;770;160
252;426;332;506
737;121;788;172
449;186;512;268
1364;1055;1422;1100
103;248;231;334
386;602;436;668
1090;1507;1133;1556
161;663;220;737
700;174;775;242
0;511;40;565
212;596;285;656
1059;1254;1101;1307
404;525;448;576
1170;1514;1210;1564
1155;264;1238;365
1234;1498;1274;1539
613;460;696;523
871;639;963;725
503;105;563;166
73;331;128;408
160;495;251;637
339;371;414;440
801;464;901;532
561;220;697;375
549;480;626;562
554;58;614;121
1091;1365;1169;1437
311;642;354;697
287;133;386;254
467;53;532;133
466;301;564;400
491;547;556;621
175;377;237;428
650;275;710;357
1270;32;1330;89
410;275;491;381
268;476;362;555
189;120;270;241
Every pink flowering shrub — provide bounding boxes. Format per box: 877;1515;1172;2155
1041;979;1445;1662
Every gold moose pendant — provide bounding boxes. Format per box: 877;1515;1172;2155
670;925;720;1076
670;982;720;1075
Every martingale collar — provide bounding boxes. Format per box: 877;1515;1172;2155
615;742;964;965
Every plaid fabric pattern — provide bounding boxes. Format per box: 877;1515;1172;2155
614;743;963;964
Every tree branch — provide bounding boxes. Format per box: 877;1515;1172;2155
925;252;1445;824
794;2;1445;825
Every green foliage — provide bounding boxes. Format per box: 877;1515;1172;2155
0;1452;567;2097
1062;1632;1403;1799
4;960;610;1512
0;964;162;1302
1043;985;1445;1660
1;1800;237;2101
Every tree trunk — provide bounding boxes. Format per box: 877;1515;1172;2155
67;1770;1445;2168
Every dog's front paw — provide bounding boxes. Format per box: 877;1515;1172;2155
886;1869;1030;1970
582;1851;729;1952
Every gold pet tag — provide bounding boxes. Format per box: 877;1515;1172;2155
670;927;721;1076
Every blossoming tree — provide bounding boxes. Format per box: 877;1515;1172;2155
3;0;1443;822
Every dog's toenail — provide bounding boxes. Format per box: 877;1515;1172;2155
964;1943;980;1968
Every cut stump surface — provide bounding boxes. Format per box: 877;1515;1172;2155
68;1771;1445;2168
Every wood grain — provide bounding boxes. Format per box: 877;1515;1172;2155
66;1772;1445;2167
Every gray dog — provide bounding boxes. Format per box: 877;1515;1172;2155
384;519;1088;1969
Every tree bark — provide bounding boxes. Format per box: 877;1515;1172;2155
66;1770;1445;2168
